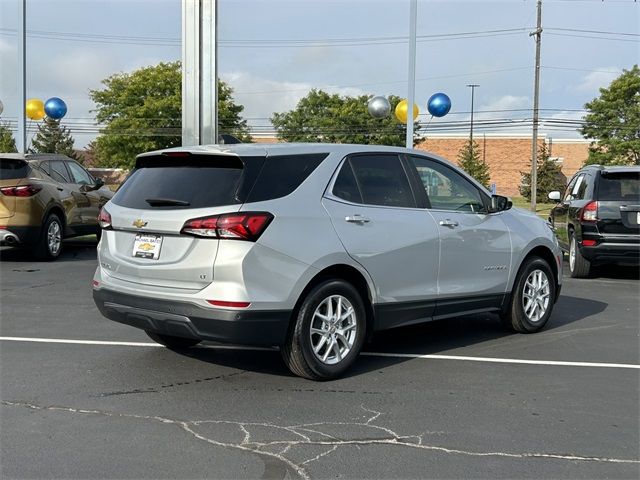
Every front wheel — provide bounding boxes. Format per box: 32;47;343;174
501;256;556;333
146;331;201;350
281;279;366;380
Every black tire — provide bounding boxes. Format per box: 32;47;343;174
569;232;591;278
501;256;556;333
281;279;367;381
33;213;63;260
145;331;201;350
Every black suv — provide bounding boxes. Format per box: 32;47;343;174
548;165;639;277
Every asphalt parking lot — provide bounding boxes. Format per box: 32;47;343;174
1;240;638;479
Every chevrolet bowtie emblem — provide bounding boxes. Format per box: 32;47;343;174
133;219;148;228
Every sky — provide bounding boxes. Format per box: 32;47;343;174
0;0;638;148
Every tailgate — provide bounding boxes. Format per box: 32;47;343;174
0;158;32;219
597;171;640;234
101;204;238;290
99;152;254;290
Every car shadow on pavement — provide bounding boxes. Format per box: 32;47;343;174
590;264;640;281
0;238;98;263
175;294;608;379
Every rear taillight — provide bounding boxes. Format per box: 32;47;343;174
98;208;112;229
181;212;273;241
0;185;42;197
581;201;598;222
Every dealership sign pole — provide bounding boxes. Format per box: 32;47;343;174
405;0;417;149
182;0;218;146
17;0;26;153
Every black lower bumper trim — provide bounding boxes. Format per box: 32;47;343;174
93;288;291;347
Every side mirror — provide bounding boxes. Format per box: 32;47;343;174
490;195;512;213
548;191;561;203
94;178;105;190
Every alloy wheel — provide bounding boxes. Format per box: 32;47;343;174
522;269;551;323
309;295;357;365
48;221;62;255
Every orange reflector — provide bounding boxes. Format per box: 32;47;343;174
207;300;251;308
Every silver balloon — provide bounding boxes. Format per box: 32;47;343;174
368;96;391;119
0;99;4;116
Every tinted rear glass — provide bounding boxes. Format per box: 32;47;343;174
0;159;31;180
112;155;251;210
111;152;327;210
599;172;640;201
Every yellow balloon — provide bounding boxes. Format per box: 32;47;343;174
26;98;45;121
394;99;419;124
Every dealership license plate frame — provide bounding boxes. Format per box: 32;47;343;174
132;234;163;260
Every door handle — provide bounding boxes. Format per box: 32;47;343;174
345;215;370;224
439;219;459;228
56;187;64;192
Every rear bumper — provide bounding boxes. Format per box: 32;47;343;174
0;226;40;246
579;241;640;265
93;288;291;347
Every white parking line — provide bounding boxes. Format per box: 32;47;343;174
2;336;638;370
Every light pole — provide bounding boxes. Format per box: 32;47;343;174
466;84;479;145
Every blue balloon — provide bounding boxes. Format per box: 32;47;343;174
427;93;451;118
44;97;67;120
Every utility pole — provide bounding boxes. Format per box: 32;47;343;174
406;0;417;149
529;0;543;212
466;84;479;145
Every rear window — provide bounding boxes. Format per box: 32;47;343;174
598;172;640;201
111;152;327;210
0;158;31;180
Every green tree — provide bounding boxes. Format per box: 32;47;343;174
90;61;250;169
0;123;17;153
456;139;491;188
28;117;78;159
582;65;640;166
519;142;566;203
271;90;419;146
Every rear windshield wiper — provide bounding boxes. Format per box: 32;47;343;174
145;198;191;207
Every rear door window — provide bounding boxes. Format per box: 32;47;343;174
0;158;31;180
50;161;71;183
348;154;415;208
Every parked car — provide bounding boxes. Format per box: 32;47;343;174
548;165;640;278
92;144;562;380
0;153;113;259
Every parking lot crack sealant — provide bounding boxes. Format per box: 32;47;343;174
3;399;639;479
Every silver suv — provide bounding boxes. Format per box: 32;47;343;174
93;143;562;380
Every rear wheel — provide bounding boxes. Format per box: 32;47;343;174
501;256;556;333
569;233;591;278
281;279;366;381
146;331;201;350
34;214;63;260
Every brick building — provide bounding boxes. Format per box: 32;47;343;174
253;134;591;197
